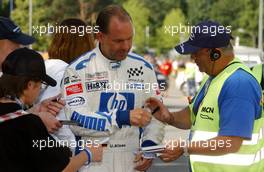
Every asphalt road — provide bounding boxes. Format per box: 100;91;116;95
149;156;189;172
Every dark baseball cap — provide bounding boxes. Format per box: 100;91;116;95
0;17;35;45
2;48;56;87
175;21;233;54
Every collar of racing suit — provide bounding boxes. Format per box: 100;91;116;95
96;43;122;69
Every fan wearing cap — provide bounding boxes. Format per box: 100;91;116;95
0;16;35;72
0;48;102;172
0;17;68;134
146;21;263;172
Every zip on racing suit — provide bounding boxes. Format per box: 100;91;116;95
61;45;164;172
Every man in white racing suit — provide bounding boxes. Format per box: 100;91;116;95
62;5;164;172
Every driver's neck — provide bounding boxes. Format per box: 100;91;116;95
98;43;116;61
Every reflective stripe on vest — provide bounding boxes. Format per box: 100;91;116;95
191;124;264;146
189;58;264;172
191;147;264;166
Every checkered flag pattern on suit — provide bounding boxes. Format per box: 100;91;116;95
127;66;144;78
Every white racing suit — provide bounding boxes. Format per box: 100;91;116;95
62;45;164;172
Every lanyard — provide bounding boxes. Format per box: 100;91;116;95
4;95;27;110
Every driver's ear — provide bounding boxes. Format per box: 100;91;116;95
96;32;104;42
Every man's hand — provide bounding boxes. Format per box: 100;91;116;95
145;97;171;124
130;108;152;127
30;94;65;116
160;140;183;162
38;112;62;133
88;145;103;162
134;152;153;171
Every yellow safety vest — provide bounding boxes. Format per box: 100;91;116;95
189;59;264;172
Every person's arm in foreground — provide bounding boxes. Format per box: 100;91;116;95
145;97;191;129
145;97;245;162
160;136;243;162
63;145;103;172
28;94;65;133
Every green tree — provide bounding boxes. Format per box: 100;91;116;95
154;8;186;54
11;0;54;51
123;0;150;53
208;0;253;47
187;0;214;25
79;0;115;23
143;0;187;31
209;0;243;29
48;0;80;23
0;0;12;17
10;0;118;51
186;0;258;48
238;0;259;47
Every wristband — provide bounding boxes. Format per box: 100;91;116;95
82;148;92;165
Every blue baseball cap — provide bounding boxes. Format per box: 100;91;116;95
0;17;35;45
175;21;233;54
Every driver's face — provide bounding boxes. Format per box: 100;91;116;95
97;16;133;61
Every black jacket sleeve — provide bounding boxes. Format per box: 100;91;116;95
27;115;72;172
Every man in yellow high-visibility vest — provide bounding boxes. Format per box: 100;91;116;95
146;21;264;172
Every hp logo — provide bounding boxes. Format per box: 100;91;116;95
99;92;135;112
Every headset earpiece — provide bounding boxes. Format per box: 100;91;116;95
210;49;221;61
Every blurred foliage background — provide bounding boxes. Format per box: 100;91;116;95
0;0;262;55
